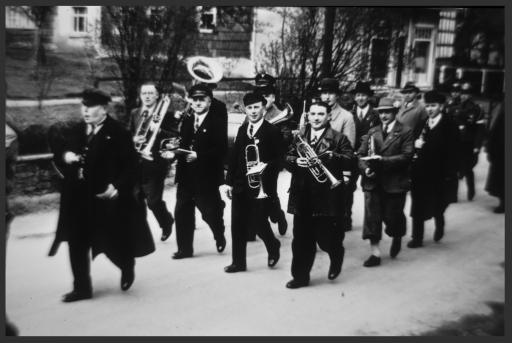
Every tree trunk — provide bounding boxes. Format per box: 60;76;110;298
321;7;335;78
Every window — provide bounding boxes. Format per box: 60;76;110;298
198;6;217;33
436;10;457;58
73;7;88;33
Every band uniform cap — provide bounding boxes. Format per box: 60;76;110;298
243;92;266;107
351;81;374;96
255;73;276;87
424;90;446;104
375;97;399;111
450;82;462;92
400;81;420;94
317;78;340;93
188;83;213;99
81;88;112;107
460;82;473;94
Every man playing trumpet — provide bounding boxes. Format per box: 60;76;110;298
222;92;283;273
285;102;353;289
128;82;177;242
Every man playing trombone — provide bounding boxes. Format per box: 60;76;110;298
128;82;177;242
284;102;353;288
222;92;283;273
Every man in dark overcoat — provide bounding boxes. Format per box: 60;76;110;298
48;88;155;302
485;97;504;213
396;82;428;139
344;81;381;231
222;92;283;273
285;102;353;288
452;82;485;201
408;91;459;248
168;83;227;259
128;82;178;242
358;97;414;267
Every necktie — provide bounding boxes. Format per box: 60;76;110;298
249;124;254;138
383;124;389;139
87;124;95;143
310;134;318;146
194;116;200;133
358;109;363;121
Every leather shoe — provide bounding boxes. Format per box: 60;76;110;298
390;237;402;258
224;264;246;273
62;290;93;303
160;227;172;242
277;213;288;236
268;240;281;267
121;267;135;291
433;226;444;242
363;255;381;267
328;260;342;280
216;235;226;253
172;251;193;259
286;279;309;289
407;240;423;248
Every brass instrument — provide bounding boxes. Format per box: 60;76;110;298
295;133;342;189
135;94;172;161
245;142;268;199
368;135;376;157
268;103;294;125
186;56;224;84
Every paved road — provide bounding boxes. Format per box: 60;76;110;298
6;154;504;336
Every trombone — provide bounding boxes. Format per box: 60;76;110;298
245;142;268;199
294;133;342;189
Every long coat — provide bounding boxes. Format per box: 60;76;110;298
286;125;354;217
485;101;504;198
351;105;381;151
410;114;459;220
175;106;228;192
358;121;414;193
48;116;155;259
397;99;428;139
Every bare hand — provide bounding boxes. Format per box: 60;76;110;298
185;151;198;163
365;168;376;178
96;184;119;200
160;151;176;160
220;184;233;200
63;151;81;164
296;157;309;168
134;135;146;144
414;139;425;149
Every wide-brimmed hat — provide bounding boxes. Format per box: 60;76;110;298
375;97;399;111
317;78;340;93
81;88;111;107
424;90;446;104
400;81;420;94
351;81;374;96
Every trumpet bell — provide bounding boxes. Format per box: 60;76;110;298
186;56;224;84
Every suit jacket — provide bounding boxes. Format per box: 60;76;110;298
175;106;228;192
410;114;459;219
286;125;354;216
226;120;283;195
397;99;428;139
352;105;381;151
358;121;414;193
48;116;155;259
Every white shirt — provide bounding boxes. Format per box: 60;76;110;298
247;117;265;138
428;114;442;129
309;128;325;144
194;111;209;131
86;116;106;135
357;105;369;120
383;119;396;134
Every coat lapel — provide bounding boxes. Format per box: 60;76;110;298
380;122;401;152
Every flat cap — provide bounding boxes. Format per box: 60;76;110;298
81;88;111;107
400;81;420;94
317;78;340;93
188;83;213;99
424;90;446;104
243;92;266;107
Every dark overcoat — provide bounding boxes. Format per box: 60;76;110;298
410;114;459;220
485;101;504;198
452;99;484;171
286;125;354;217
358;121;414;193
48;116;155;259
397;99;428;139
175;105;228;192
351;105;381;151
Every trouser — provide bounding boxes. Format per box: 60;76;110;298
174;183;225;254
291;214;345;282
141;162;174;230
343;171;359;228
363;190;407;244
411;214;445;242
231;191;279;267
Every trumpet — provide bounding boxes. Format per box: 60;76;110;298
295;133;342;189
245;143;268;199
135;94;172;161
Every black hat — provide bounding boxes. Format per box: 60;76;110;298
81;88;111;107
351;81;374;96
400;81;420;94
450;82;461;92
460;82;473;94
317;78;340;93
424;90;446;104
243;92;266;107
188;83;213;99
255;73;276;87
